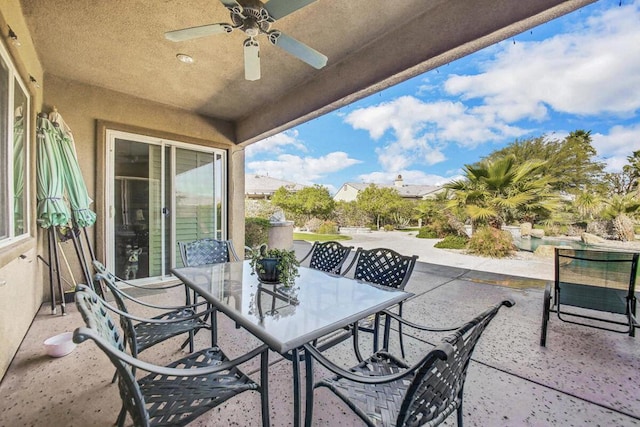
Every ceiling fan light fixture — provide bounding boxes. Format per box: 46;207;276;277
176;53;194;64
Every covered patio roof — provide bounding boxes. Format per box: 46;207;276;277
20;0;595;146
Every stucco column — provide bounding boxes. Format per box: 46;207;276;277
229;146;245;253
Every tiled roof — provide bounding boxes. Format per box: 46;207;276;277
341;182;441;198
245;174;305;195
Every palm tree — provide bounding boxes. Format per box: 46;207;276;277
445;155;558;232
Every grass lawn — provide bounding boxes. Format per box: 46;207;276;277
293;232;352;242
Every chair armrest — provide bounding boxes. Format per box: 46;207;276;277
302;342;451;385
74;327;268;376
297;242;317;264
99;297;214;325
381;310;462;332
100;280;208;311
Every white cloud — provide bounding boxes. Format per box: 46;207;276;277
344;95;528;172
247;151;361;185
592;123;640;172
245;130;307;157
445;3;640;121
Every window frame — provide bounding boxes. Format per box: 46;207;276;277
0;40;31;249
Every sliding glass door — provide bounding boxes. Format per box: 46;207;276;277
106;130;226;282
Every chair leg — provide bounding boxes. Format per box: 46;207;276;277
456;401;463;427
540;283;551;347
116;405;127;427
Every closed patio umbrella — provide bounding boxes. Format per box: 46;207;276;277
13;114;24;219
36;115;70;229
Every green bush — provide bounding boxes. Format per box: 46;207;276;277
434;235;469;249
467;227;516;258
316;221;338;235
383;224;395;231
416;227;439;238
245;217;271;248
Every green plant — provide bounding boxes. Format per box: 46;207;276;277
316;220;338;235
467;226;516;258
383;224;395;231
249;244;300;287
416;227;439;238
434;235;469;249
245;217;271;248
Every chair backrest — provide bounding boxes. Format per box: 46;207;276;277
345;247;418;290
305;241;354;274
555;248;638;314
92;272;139;355
178;238;238;267
397;300;514;426
74;285;150;426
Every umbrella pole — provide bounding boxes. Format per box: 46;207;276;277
70;227;92;287
82;227;96;262
51;227;66;315
47;228;56;315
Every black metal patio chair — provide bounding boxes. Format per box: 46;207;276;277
298;240;354;275
303;299;514;427
341;247;418;359
178;238;241;267
540;247;639;346
93;271;214;357
73;285;270;427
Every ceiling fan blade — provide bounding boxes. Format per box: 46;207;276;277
244;39;261;81
218;0;244;16
165;23;232;42
269;31;327;69
264;0;317;20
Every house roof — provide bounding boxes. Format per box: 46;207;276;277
342;182;442;199
245;174;305;196
17;0;594;146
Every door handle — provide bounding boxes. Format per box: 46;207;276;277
162;207;170;216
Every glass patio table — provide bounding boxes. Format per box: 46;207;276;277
171;260;413;426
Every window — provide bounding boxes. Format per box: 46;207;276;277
0;42;30;247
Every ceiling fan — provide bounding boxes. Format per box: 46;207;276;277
165;0;328;81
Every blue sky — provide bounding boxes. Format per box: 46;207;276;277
246;1;640;194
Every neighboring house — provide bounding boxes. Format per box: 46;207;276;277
333;175;442;202
245;174;306;199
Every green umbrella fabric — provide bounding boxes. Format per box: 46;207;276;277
13;116;24;214
36;116;70;228
49;112;96;227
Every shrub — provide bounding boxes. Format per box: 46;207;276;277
316;220;338;235
303;217;324;232
434;235;469;249
383;224;395;231
467;227;516;258
245;217;271;248
416;227;439;239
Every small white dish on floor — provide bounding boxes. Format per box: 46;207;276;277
44;332;76;357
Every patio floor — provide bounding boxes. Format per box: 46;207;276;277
1;241;639;426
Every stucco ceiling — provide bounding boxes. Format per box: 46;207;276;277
20;0;594;145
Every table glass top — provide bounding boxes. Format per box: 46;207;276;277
172;261;411;353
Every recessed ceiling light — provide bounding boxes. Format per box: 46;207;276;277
176;53;194;64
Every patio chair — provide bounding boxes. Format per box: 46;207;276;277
73;285;270;427
298;241;354;275
178;238;241;267
540;248;639;347
93;272;213;359
303;299;515;427
341;247;418;359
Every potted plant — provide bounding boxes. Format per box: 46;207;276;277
249;244;300;287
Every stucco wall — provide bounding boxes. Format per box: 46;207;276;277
0;0;245;379
0;2;44;380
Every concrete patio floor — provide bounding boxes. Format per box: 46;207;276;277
0;240;639;426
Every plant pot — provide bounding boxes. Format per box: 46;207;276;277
256;257;280;283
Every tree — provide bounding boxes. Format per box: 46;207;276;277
484;130;605;194
445;155;558;231
271;185;335;224
355;185;403;230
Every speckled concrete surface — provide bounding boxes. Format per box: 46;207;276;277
0;240;638;426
